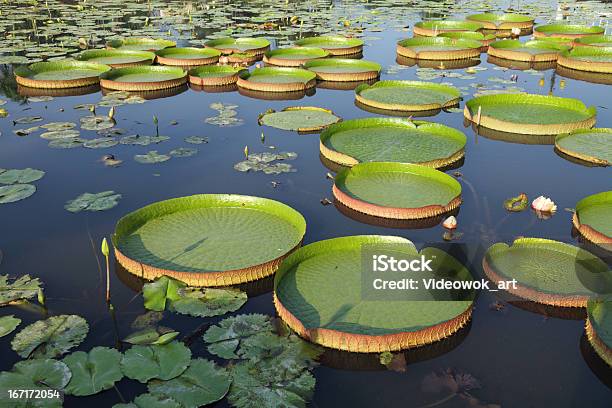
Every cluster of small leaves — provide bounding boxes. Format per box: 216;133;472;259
143;276;247;318
205;102;244;127
64;191;122;212
0;168;45;204
234;151;298;174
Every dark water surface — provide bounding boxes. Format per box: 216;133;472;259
1;0;611;407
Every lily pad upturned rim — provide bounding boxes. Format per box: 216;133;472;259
573;35;612;47
355;80;461;112
258;106;341;132
437;31;496;50
320;118;466;169
333;162;462;220
413;20;484;36
112;194;307;287
236;67;317;92
188;65;247;86
106;37;176;51
483;237;610;307
293;36;364;55
586;297;612;366
572;191;612;245
557;47;612;73
302;58;381;82
464;93;597;135
396;37;482;60
203;37;271;55
14;60;111;89
99;66;187;91
466;13;534;30
533;24;605;39
555;128;611;166
76;49;156;68
155;47;221;66
273;235;473;352
487;39;570;62
262;47;330;67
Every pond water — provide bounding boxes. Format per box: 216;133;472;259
1;0;611;407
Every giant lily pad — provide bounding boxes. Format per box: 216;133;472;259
355;80;461;113
437;31;496;49
259;106;340;132
121;341;191;383
274;235;475;352
319;118;466;168
14;60;110;89
106;38;176;51
0;184;36;204
555;128;611;166
63;347;123;396
396;37;482;60
113;194;306;286
188;65;246;86
263;47;329;67
0;168;45;184
464;93;597;135
202;314;274;359
11;314;89;358
557;47;612;73
237;67;316;92
574;35;612;48
534;24;605;39
204;37;270;55
303;58;381;82
0;359;71;407
483;238;612;307
294;36;363;56
487;40;569;62
100;66;187;91
0;274;41;306
413;20;484;36
586;297;612;366
77;49;155;68
155;47;221;66
466;13;534;33
333;162;462;220
148;359;231;408
0;315;20;337
573;191;612;245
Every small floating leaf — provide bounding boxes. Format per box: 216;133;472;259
0;274;41;306
63;347;123;396
14;116;43;125
0;168;45;185
83;137;119;149
203;314;274;359
170;287;247;318
80;115;115;131
0;184;36;204
121;341;191;383
11;314;89;358
169;148;197;158
503;193;528;212
0;359;71;405
64;191;121;212
134;151;171;164
184;136;208;144
0;315;21;338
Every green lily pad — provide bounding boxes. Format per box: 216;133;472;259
48;138;86;149
0;359;71;408
184;136;208;144
14;116;43;125
320;118;466;168
303;58;381;79
204;37;270;53
259;107;340;132
121;341;191;383
203;314;274;359
574;35;612;47
169;147;198;158
155;47;221;64
464;93;597;134
274;236;475;351
488;39;570;60
234;152;297;174
83;137;119;149
100;66;187;84
294;36;363;54
120;135;169;146
238;67;316;85
11;315;89;358
574;191;612;241
113;195;306;285
437;31;496;43
64;191;121;212
40;129;80;140
555;128;611;166
80;115;115;131
0;274;42;306
414;20;484;34
113;393;181;408
558;46;612;69
586;297;612;366
106;37;176;51
134;150;171;164
40;122;76;131
483;238;612;304
63;347;123;396
264;47;329;66
14;60;110;83
77;49;155;66
0;184;36;204
355;80;461;112
0;315;21;337
466;13;534;27
187;65;245;85
534;24;604;37
334;162;461;212
0;168;45;184
143;276;184;311
397;37;483;59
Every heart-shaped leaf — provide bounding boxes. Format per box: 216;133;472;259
63;347;123;396
121;341;191;383
0;315;21;338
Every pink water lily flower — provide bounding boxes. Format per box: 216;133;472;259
531;195;557;213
